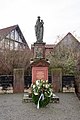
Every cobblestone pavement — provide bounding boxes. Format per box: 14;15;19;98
0;93;80;120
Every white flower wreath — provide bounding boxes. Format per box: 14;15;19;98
32;80;53;108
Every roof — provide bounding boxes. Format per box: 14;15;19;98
53;32;80;50
0;25;28;45
45;44;55;48
0;25;17;39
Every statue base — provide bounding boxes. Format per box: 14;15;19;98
30;58;50;83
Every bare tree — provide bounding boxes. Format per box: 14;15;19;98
0;49;32;75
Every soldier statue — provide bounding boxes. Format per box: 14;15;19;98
35;16;44;43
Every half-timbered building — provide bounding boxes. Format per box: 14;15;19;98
0;25;29;50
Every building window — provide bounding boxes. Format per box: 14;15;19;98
14;42;18;50
19;36;22;43
15;30;19;41
11;30;15;40
10;40;13;50
6;33;10;39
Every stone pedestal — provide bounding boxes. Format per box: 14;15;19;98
13;69;24;93
33;42;46;59
31;40;50;83
32;67;48;83
31;59;50;83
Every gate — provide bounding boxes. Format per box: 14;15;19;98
0;75;51;92
0;75;13;90
24;75;32;88
62;76;75;92
62;76;75;87
48;75;52;83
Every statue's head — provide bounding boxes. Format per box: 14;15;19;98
37;16;40;19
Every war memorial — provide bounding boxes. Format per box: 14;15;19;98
0;16;80;119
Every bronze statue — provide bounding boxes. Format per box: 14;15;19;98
35;16;44;43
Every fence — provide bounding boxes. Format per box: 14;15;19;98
0;75;79;96
62;76;75;92
0;75;13;90
0;75;52;90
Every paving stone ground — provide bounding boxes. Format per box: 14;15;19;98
0;93;80;120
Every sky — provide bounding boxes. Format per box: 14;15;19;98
0;0;80;48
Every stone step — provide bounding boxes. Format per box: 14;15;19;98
22;93;59;103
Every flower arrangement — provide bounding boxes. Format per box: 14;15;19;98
31;80;53;109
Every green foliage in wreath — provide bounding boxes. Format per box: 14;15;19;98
31;80;53;108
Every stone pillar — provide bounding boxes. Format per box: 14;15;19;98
13;69;24;93
51;68;62;92
75;78;80;93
